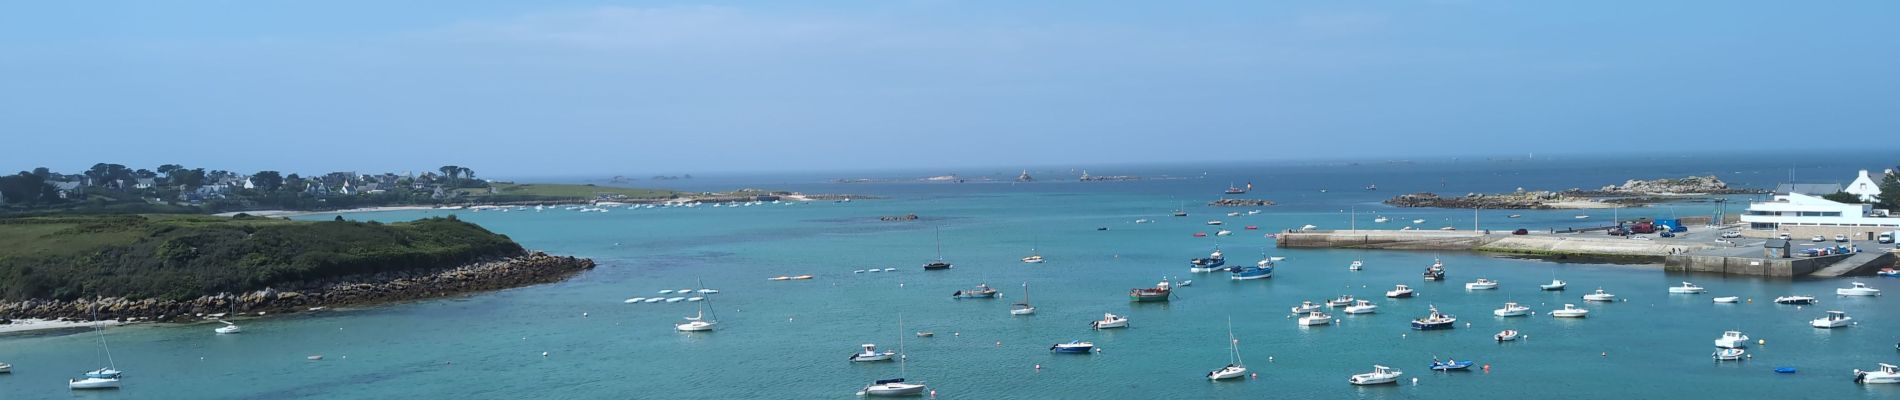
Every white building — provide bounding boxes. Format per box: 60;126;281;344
1742;192;1900;238
1846;169;1884;202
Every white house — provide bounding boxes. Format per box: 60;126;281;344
1846;169;1884;202
1742;192;1900;238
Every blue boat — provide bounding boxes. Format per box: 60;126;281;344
1189;247;1226;272
1049;340;1096;354
1410;306;1457;330
1774;367;1797;374
1229;262;1273;280
1430;359;1474;371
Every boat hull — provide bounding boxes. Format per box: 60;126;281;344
1230;269;1272;280
1344;306;1378;314
1091;320;1128;329
1385;291;1414;298
1129;291;1170;302
863;383;927;396
1812;318;1851;328
1551;311;1587;318
1349;375;1399;385
1493;308;1530;317
1838;289;1880;296
69;378;121;390
1858;373;1900;384
1208;366;1247;380
1411;321;1455;330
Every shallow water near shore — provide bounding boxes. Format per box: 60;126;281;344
4;157;1899;399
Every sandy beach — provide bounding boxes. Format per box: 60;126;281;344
0;318;125;334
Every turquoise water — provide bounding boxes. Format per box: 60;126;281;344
5;158;1900;399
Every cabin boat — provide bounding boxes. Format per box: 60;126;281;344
1229;262;1273;280
1344;300;1379;314
922;261;953;271
1540;280;1567;291
1298;311;1333;326
1854;363;1900;384
1091;313;1129;329
1549;304;1589;318
1714;331;1750;348
1021;255;1045;264
1373;216;1390;223
1669;282;1706;294
1049;341;1096;354
1289;301;1322;314
1583;289;1616;302
1774;295;1817;305
1130;279;1173;302
1348;365;1403;385
1411;306;1457;330
1207;220;1224;226
1385;285;1415;298
1465;278;1499;290
1495;329;1520;342
1189;248;1227;272
1326;295;1355;308
1423;259;1446;281
952;284;998;299
849;344;896;362
1838;282;1881;297
1493;302;1531;317
1811;311;1852;329
1348;260;1363;271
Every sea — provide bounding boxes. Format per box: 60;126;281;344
3;152;1898;399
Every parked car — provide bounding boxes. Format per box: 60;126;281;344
1721;231;1742;238
1512;228;1529;235
1659;231;1676;238
1777;233;1792;240
1834;234;1849;242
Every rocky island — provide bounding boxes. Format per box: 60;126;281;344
1209;198;1276;207
1384;175;1763;209
0;214;593;322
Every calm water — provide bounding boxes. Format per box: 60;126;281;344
4;156;1899;399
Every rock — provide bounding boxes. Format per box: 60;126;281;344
1383;192;1568;209
1590;175;1761;195
1208;199;1275;207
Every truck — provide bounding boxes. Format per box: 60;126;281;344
1880;230;1896;244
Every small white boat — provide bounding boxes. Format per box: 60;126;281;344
1215;230;1233;236
1300;224;1318;231
854;270;865;273
1811;311;1852;328
0;362;10;373
1493;302;1531;317
883;268;896;272
1290;301;1322;314
1385;285;1415;298
1549;304;1588;318
865;269;880;273
1135;219;1153;224
1583;288;1616;302
1373;216;1389;223
1838;282;1881;296
849;344;896;362
1412;219;1427;224
676;295;718;332
1348;260;1363;271
68;377;121;390
1713;348;1746;361
1344;300;1379;314
687;297;705;302
697;289;721;294
1774;295;1817;305
1209;320;1248;381
660;297;682;302
1495;329;1520;342
1574;215;1590;219
1227;212;1241;217
1091;313;1129;329
1465;278;1499;290
1712;296;1740;303
623;297;644;304
768;276;792;281
1668;282;1706;294
659;289;676;294
1714;331;1749;348
1022;255;1045;264
643;298;664;303
1010;283;1037;316
1326;295;1356;308
214;320;242;334
1207;220;1224;225
1540;280;1567;291
1348;365;1403;385
1855;363;1900;384
1298;311;1333;326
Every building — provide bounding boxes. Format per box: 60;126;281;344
1773;183;1842;196
1741;192;1900;239
1846;169;1884;202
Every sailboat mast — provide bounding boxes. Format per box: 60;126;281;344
934;228;943;261
93;301;115;369
897;314;908;377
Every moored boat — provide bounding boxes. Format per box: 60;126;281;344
1209;319;1248;381
1550;304;1589;318
1423;259;1446;281
859;315;927;397
1344;300;1379;314
1713;348;1746;361
1410;306;1457;330
1837;282;1881;296
1326;295;1355;308
1385;285;1415;298
1774;295;1817;305
1668;282;1706;294
1298;311;1333;326
1130;279;1174;302
1712;296;1740;303
1229;261;1272;280
1050;341;1096;354
1465;278;1498;290
1493;302;1531;317
68;377;120;390
1714;331;1749;348
849;344;896;362
1495;329;1520;342
1430;358;1474;371
1583;288;1616;302
1348;260;1363;271
1811;311;1852;328
952;283;999;299
1540;279;1567;291
1091;313;1130;329
1855;363;1900;384
1189;248;1227;272
1010;283;1036;315
1289;301;1321;314
1348;365;1403;385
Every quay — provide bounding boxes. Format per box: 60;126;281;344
1277;228;1896;278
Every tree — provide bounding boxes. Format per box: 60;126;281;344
30;167;50;180
251;171;284;192
134;169;157;179
1822;191;1863;204
438;165;461;182
284;173;307;193
176;168;206;190
0;172;56;204
1878;167;1900;211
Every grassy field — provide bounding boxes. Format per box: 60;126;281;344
459;183;680;200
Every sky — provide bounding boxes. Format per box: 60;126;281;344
2;1;1897;178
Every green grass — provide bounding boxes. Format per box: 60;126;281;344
461;183;680;200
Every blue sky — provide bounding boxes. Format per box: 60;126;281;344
3;1;1896;177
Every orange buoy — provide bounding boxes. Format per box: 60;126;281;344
1482;364;1490;373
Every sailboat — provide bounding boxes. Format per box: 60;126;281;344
923;228;953;270
859;315;928;397
1172;201;1188;217
1010;283;1037;315
70;302;122;390
213;296;242;334
1022;237;1044;264
675;280;718;332
1208;318;1248;380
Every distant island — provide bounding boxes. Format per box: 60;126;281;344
0;213;593;322
1383;175;1766;209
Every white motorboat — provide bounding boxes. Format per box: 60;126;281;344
849;344;896;362
214;320;242;334
665;297;686;302
1209;319;1249;381
1344;300;1379;314
1811;311;1852;328
1385;285;1415;298
1855;363;1900;384
0;362;10;373
1216;230;1233;236
1326;295;1356;308
1465;278;1499;290
1838;282;1881;296
1549;304;1589;318
1712;296;1740;303
1668;282;1706;294
1714;331;1749;348
1348;260;1363;271
1495;329;1520;342
1207;220;1224;226
624;297;645;304
1010;283;1037;316
1713;348;1746;361
1373;216;1389;223
1583;288;1616;302
1493;302;1531;317
1227;212;1241;217
643;298;664;303
860;315;927;396
1290;301;1322;314
1574;215;1589;219
1412;219;1427;224
687;297;705;302
1348;365;1403;385
659;289;675;294
1540;279;1567;291
1774;295;1817;305
1298;311;1333;326
1300;224;1318;231
1091;313;1129;329
68;377;121;390
1021;255;1045;264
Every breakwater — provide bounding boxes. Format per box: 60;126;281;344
0;252;594;322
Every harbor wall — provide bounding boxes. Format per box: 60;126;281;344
1276;231;1488;250
1662;253;1848;277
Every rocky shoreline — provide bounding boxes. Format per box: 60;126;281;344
1383;192;1579;209
1209;198;1276;207
0;252;594;323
